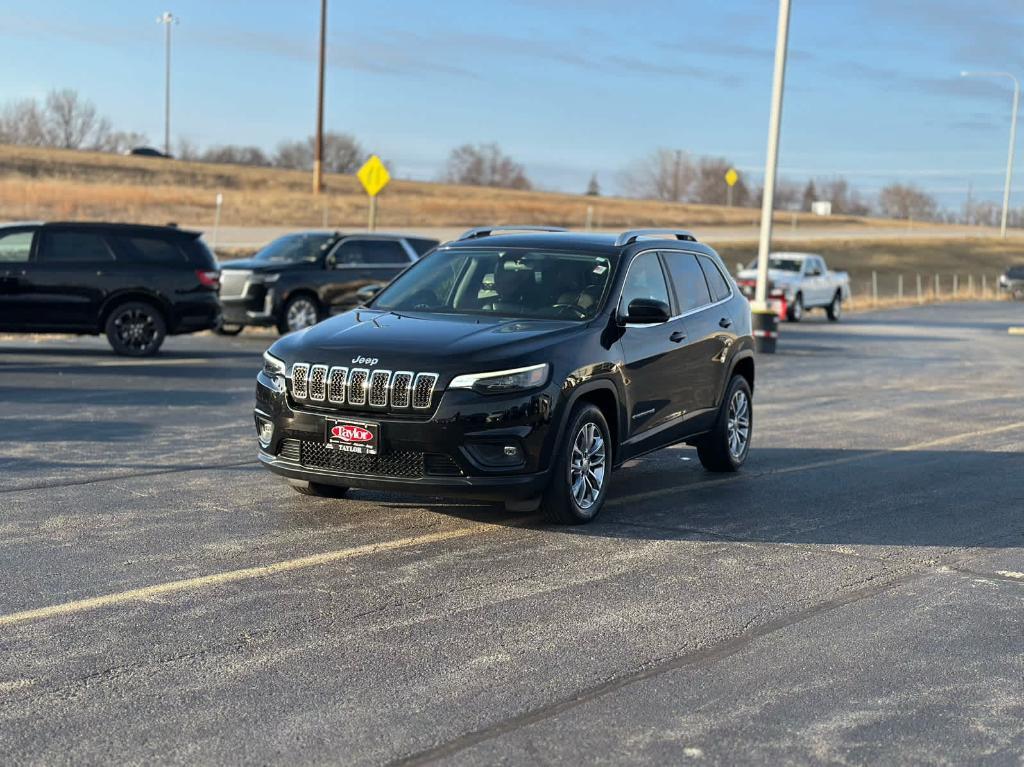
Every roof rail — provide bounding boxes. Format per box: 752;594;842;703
457;225;569;241
615;228;697;247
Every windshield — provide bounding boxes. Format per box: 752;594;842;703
748;256;804;272
371;248;615;321
253;233;335;264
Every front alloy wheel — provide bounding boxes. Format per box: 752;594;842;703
542;403;612;524
570;421;607;510
282;296;321;334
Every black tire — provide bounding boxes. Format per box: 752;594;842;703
104;301;167;356
290;481;349;498
214;321;244;336
278;294;323;335
786;293;804;323
826;291;843;322
696;376;752;472
541;403;612;525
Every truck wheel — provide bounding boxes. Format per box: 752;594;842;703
826;291;843;321
786;293;803;322
279;294;322;334
696;376;752;472
290;480;349;498
541;403;611;524
105;301;166;356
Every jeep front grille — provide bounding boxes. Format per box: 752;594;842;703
289;363;439;411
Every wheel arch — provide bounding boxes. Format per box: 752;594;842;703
558;379;623;467
98;290;172;332
728;350;755;394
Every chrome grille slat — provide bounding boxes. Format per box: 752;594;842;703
348;368;370;406
391;371;413;408
368;370;392;408
289;362;438;411
327;367;348;404
291;363;309;400
412;373;438;410
308;364;328;401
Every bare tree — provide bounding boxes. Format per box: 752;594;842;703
693;157;749;206
44;89;109;149
620;148;696;202
175;136;200;161
878;183;938;221
96;130;149;154
202;144;270;167
274;132;365;173
444;143;531;190
801;179;817;211
0;99;48;146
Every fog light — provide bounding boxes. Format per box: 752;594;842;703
465;441;525;468
256;417;274;447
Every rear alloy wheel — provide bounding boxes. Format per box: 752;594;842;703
787;293;804;322
280;295;322;334
826;291;843;322
541;403;611;524
697;375;752;472
105;301;166;356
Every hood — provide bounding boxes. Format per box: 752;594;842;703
736;268;801;284
270;309;587;371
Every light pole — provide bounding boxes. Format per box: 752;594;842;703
313;0;327;194
751;0;791;354
157;11;178;157
961;70;1019;239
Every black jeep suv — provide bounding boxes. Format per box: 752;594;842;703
254;227;754;524
218;231;438;335
0;221;220;355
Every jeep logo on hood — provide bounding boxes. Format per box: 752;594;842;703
351;355;378;366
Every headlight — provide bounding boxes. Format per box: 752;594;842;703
449;363;549;395
262;351;286;381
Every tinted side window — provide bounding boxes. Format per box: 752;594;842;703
407;238;439;257
620;253;670;313
115;235;188;265
663;252;712;312
336;240;409;265
0;230;35;263
37;231;115;263
698;255;732;302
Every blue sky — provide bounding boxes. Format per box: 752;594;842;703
1;1;1023;209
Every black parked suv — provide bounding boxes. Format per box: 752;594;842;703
0;222;220;355
254;227;754;524
218;231;438;334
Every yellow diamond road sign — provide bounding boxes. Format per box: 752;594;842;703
358;155;390;197
725;168;739;187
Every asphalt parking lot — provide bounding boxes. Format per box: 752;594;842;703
1;302;1022;765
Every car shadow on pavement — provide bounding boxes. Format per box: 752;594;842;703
372;447;1024;550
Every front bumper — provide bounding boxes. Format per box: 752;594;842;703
220;290;276;327
254;372;559;502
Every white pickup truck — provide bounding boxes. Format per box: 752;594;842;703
736;252;850;322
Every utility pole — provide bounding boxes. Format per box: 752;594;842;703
157;12;178;157
961;71;1019;238
313;0;327;194
751;0;792;354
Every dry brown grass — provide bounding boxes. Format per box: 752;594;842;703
1;144;887;229
713;237;1021;298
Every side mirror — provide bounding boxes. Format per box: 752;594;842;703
624;298;670;324
356;284;384;303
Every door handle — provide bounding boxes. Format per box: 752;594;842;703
669;330;687;343
719;317;733;329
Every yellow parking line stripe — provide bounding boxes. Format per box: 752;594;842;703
0;524;494;629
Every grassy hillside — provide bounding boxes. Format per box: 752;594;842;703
714;237;1021;297
1;144;882;230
